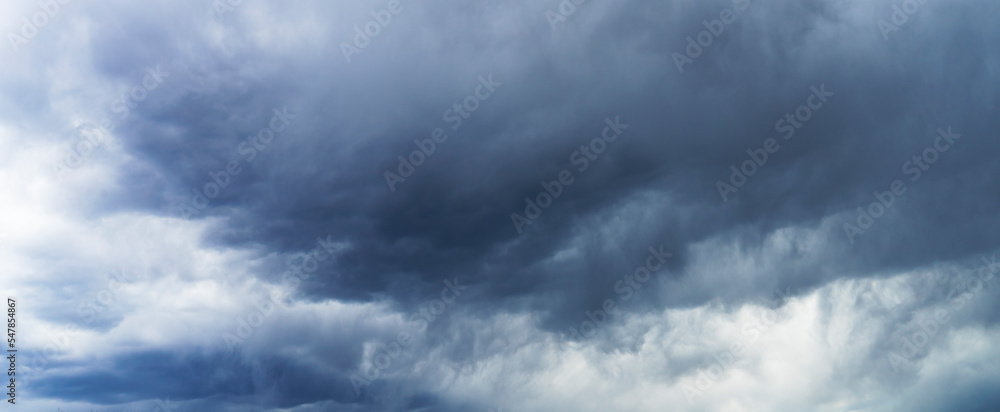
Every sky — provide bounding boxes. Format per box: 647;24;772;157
1;0;999;411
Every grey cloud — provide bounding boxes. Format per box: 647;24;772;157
6;0;1000;410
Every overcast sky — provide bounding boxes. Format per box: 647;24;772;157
2;0;1000;411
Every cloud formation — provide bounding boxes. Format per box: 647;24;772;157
2;0;999;410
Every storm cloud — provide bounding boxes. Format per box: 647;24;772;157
2;0;999;410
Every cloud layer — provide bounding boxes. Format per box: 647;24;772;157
2;0;999;410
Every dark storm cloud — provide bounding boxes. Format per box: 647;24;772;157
116;0;999;316
30;350;255;404
13;0;1000;410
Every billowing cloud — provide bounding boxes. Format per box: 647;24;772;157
2;0;999;410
